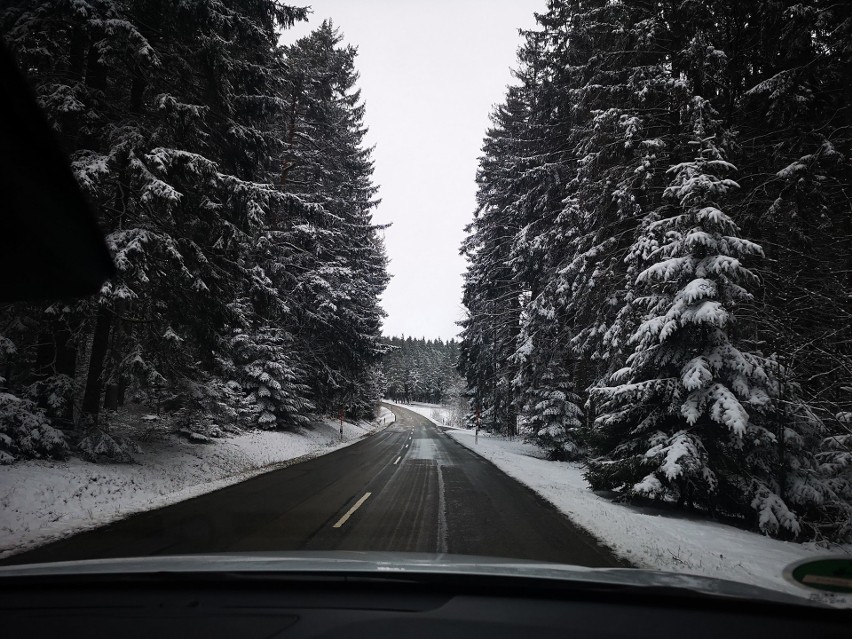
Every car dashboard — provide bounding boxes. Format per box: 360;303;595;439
2;569;849;639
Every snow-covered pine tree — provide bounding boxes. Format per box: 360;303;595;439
454;0;850;539
227;326;312;429
586;96;811;535
0;1;314;444
1;0;166;440
514;318;584;461
729;0;852;539
548;0;676;390
280;21;389;419
458;81;533;435
473;0;671;454
505;24;586;450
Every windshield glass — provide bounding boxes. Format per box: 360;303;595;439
0;0;850;608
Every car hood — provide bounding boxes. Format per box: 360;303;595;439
0;551;820;607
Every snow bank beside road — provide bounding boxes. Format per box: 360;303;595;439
444;428;850;603
0;415;389;560
376;405;396;426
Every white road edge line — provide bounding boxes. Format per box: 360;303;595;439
394;456;401;465
332;492;372;529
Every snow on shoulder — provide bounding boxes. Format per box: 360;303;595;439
444;428;851;605
0;415;388;560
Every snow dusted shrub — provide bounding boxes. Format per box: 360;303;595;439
25;374;75;421
76;432;137;463
227;328;313;429
182;376;248;434
519;351;585;461
0;389;69;464
513;313;586;461
588;102;813;536
76;418;139;463
352;367;387;420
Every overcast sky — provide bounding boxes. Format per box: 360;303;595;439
282;1;545;341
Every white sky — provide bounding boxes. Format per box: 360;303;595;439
282;1;545;341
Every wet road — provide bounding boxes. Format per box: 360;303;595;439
1;404;620;567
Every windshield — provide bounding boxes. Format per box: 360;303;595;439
0;0;850;609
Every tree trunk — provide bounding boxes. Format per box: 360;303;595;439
281;80;301;187
103;309;124;412
85;36;107;91
507;399;518;439
118;375;129;406
68;25;86;80
55;326;77;422
34;331;54;381
81;306;112;425
104;382;119;411
55;327;76;378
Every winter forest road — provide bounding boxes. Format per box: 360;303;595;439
1;404;620;567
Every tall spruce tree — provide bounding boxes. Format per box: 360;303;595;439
280;21;389;419
587;97;798;532
458;82;533;435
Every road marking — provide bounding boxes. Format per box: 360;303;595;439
394;456;401;465
436;463;448;553
332;492;372;528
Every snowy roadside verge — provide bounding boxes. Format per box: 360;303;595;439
382;400;451;425
444;427;850;604
0;408;394;560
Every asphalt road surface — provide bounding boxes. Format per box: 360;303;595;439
2;404;621;567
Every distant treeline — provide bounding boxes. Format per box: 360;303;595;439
381;337;462;405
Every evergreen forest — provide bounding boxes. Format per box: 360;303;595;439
458;0;851;540
381;336;462;405
0;2;388;460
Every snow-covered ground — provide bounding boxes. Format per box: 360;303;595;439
0;408;394;560
442;427;850;604
383;400;452;425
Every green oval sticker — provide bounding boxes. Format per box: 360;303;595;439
783;556;852;594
